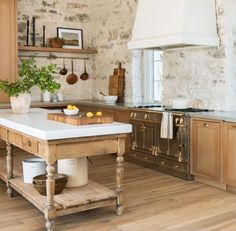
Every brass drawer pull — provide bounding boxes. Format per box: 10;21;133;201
144;157;149;160
160;161;165;165
203;123;208;128
27;140;32;147
175;165;180;169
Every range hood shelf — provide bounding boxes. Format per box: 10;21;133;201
128;0;219;50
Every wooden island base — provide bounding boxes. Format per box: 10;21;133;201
0;129;127;231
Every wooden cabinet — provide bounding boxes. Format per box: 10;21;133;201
191;119;222;182
0;0;18;102
222;123;236;187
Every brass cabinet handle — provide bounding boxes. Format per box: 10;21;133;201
27;140;32;147
160;161;165;165
144;157;149;160
203;123;208;128
175;165;180;169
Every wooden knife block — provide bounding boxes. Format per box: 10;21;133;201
108;63;125;103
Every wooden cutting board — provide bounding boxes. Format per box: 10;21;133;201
48;113;113;126
108;63;125;103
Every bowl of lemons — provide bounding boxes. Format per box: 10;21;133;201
63;105;79;116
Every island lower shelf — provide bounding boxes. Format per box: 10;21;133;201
0;153;117;217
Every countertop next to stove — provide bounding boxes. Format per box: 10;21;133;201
2;100;236;123
189;110;236;123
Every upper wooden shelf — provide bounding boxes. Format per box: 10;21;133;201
18;46;97;54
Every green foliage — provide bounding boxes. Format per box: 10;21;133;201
0;58;61;97
34;63;60;93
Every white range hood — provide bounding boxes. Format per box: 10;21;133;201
128;0;219;50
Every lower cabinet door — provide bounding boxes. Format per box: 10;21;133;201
223;123;236;187
191;119;222;182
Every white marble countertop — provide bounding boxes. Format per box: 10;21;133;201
189;110;236;122
0;108;132;140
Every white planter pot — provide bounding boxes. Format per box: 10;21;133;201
58;157;88;187
42;91;51;102
22;158;46;184
10;93;31;114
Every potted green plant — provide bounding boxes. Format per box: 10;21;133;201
0;58;61;113
34;64;61;102
48;37;65;48
0;58;37;113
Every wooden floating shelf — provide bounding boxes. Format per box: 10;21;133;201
18;46;98;54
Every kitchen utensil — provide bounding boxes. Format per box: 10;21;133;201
103;95;118;103
66;60;78;85
172;98;189;109
59;59;68;75
80;60;89;81
63;108;79;116
33;174;67;195
99;91;107;96
48;113;113;125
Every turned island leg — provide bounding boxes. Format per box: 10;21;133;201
6;142;13;197
116;138;125;216
44;163;56;231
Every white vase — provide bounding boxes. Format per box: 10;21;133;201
42;91;51;102
10;93;31;114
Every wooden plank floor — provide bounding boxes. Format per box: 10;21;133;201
1;150;236;230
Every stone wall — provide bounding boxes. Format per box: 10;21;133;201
162;0;236;110
90;0;138;103
17;0;94;101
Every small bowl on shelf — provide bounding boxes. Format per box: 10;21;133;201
32;174;68;196
63;108;79;116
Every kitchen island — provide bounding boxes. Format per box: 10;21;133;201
0;108;132;231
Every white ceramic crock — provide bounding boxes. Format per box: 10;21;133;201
22;158;46;184
42;91;51;102
58;157;88;187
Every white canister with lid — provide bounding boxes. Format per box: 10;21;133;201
58;157;88;187
22;158;46;183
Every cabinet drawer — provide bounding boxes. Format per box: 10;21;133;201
0;127;6;140
8;131;23;147
22;136;38;153
130;152;155;164
156;158;187;173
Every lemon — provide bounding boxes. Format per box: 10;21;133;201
96;111;103;117
86;112;94;118
67;105;74;110
72;105;78;110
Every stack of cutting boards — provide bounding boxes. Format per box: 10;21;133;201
109;63;125;103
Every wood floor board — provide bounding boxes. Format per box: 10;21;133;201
1;148;236;230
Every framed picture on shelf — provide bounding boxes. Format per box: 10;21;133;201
57;27;83;49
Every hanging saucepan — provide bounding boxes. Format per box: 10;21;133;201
59;59;68;75
66;60;78;85
80;60;89;81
